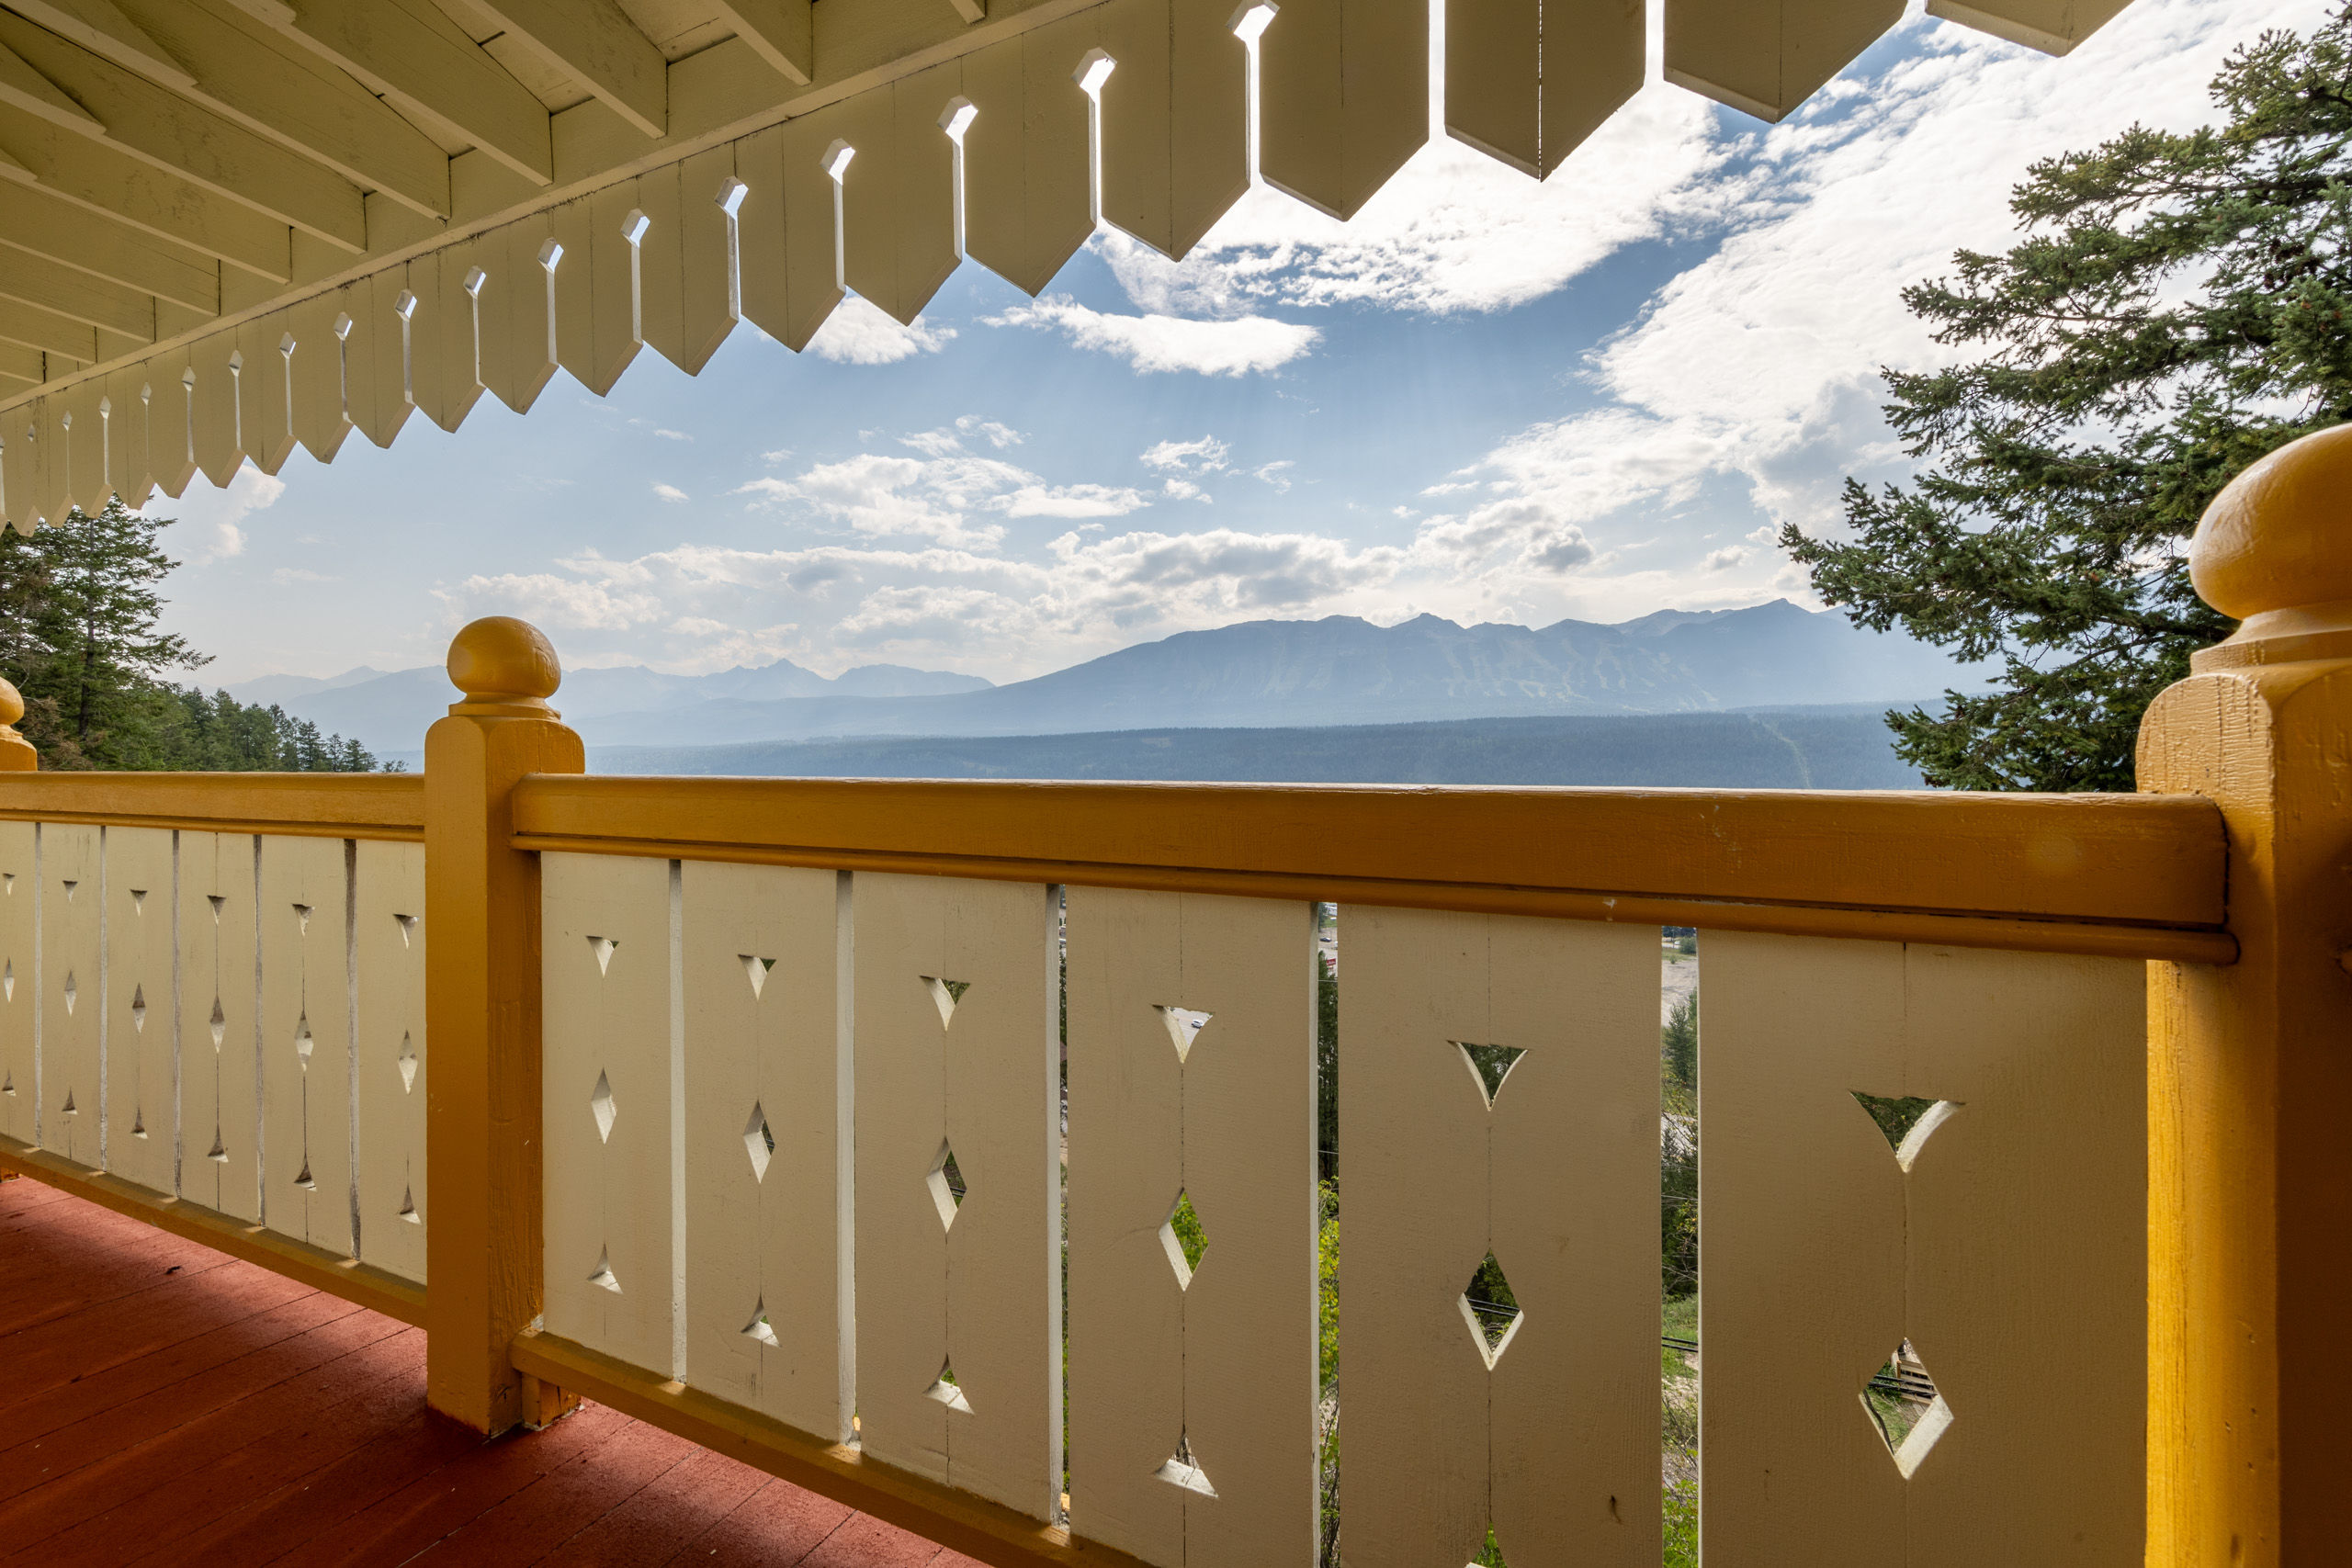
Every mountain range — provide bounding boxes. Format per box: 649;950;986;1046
233;600;1983;757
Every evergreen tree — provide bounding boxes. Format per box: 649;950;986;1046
1782;10;2352;789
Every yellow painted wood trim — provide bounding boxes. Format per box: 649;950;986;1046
0;1134;427;1326
0;771;424;838
508;776;2231;941
510;1327;1150;1568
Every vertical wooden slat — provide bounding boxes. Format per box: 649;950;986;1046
1065;889;1318;1565
541;851;674;1373
101;828;174;1195
963;19;1097;297
635;164;687;375
853;873;1059;1519
424;237;490;434
1925;0;2131;53
60;376;108;516
1664;0;1901;123
1344;908;1661;1567
40;823;98;1168
1261;0;1428;220
356;268;416;450
190;331;247;491
401;253;449;438
356;839;427;1283
29;398;67;528
150;349;198;499
1448;0;1643;179
490;219;562;415
179;831;258;1221
672;144;741;375
1702;933;2146;1565
243;310;300;476
842;66;960;328
0;821;34;1144
681;861;848;1439
739;114;850;353
104;366;155;513
549;197;597;395
0;399;33;528
258;834;353;1257
589;181;647;395
288;293;354;464
1098;0;1250;260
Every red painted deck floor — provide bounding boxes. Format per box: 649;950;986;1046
0;1174;977;1568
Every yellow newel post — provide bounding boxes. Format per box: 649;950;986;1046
2140;426;2352;1565
424;616;582;1434
0;678;37;771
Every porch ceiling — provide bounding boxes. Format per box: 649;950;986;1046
0;0;2130;528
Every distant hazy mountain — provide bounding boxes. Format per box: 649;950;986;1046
267;601;1977;754
224;666;392;706
592;706;1926;790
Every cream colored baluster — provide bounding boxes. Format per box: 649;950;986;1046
589;182;647;396
668;148;742;375
549;199;597;394
1447;0;1643;181
179;832;258;1220
840;67;960;328
111;367;156;512
491;221;565;414
61;378;108;515
0;405;31;528
963;20;1096;297
1065;890;1318;1565
288;296;354;464
354;269;415;451
401;254;450;437
241;312;299;476
259;835;354;1256
1664;0;1901;124
1260;0;1427;220
854;873;1059;1517
424;241;488;434
682;861;848;1438
633;165;687;374
356;840;427;1283
542;852;674;1372
1702;932;2145;1565
29;400;67;526
0;821;33;1144
1098;0;1249;260
190;333;246;490
40;824;98;1167
738;113;851;352
1344;908;1661;1567
1926;0;2130;53
101;829;174;1195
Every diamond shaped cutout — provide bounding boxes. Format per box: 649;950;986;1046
1156;1006;1212;1064
398;1032;417;1092
295;1013;313;1062
588;935;619;976
1862;1339;1954;1478
1453;1042;1525;1109
61;969;74;1014
209;998;226;1050
1159;1188;1208;1290
130;984;145;1032
591;1070;616;1143
741;953;775;999
743;1297;780;1347
744;1101;775;1181
1851;1092;1962;1172
1154;1430;1217;1497
921;976;970;1030
1458;1252;1524;1369
924;1359;973;1414
6;957;16;1000
588;1246;622;1293
926;1141;967;1229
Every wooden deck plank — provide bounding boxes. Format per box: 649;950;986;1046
0;1258;316;1410
650;1476;858;1566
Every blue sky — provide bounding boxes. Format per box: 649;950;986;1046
156;0;2318;688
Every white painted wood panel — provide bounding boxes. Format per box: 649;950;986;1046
102;828;175;1194
178;831;258;1220
853;873;1058;1520
1065;888;1318;1566
0;820;33;1145
542;851;675;1374
682;861;848;1438
259;834;353;1255
1343;908;1661;1568
1701;933;2145;1566
355;839;427;1282
40;822;99;1167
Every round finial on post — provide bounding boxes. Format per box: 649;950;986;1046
445;616;562;717
2190;423;2352;670
0;676;35;771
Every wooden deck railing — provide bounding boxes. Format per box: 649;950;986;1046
7;425;2352;1564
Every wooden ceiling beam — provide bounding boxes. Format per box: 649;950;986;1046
707;0;811;85
468;0;666;138
0;245;158;336
0;103;291;277
0;13;368;248
0;297;101;359
0;34;103;127
111;0;453;217
230;0;553;186
0;181;220;310
0;344;40;386
5;0;195;88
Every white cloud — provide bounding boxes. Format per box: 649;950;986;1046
1702;547;1749;571
1001;483;1150;519
1251;460;1296;493
652;482;690;503
991;297;1318;376
733;423;1151;545
808;296;958;365
270;566;339;584
1141;436;1232;474
174;460;285;562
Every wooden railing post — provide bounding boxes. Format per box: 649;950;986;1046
424;616;582;1434
0;678;37;770
2138;426;2352;1565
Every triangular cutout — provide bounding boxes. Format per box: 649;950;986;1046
924;1359;973;1414
207;894;226;921
2;1068;13;1095
1159;1188;1208;1289
742;1297;780;1347
1453;1042;1526;1109
394;912;419;947
1458;1252;1524;1370
60;879;75;901
59;1088;74;1114
294;1013;313;1062
398;1032;417;1092
292;902;312;935
1851;1093;1963;1172
588;1246;622;1293
1861;1338;1955;1478
741;953;776;999
921;976;970;1030
398;1184;420;1223
588;935;619;975
1154;1430;1217;1497
130;984;146;1032
744;1101;774;1180
591;1071;616;1143
1156;1006;1213;1063
294;1157;316;1190
130;1107;145;1137
208;1128;227;1161
209;998;227;1050
130;888;146;914
1470;1526;1511;1567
